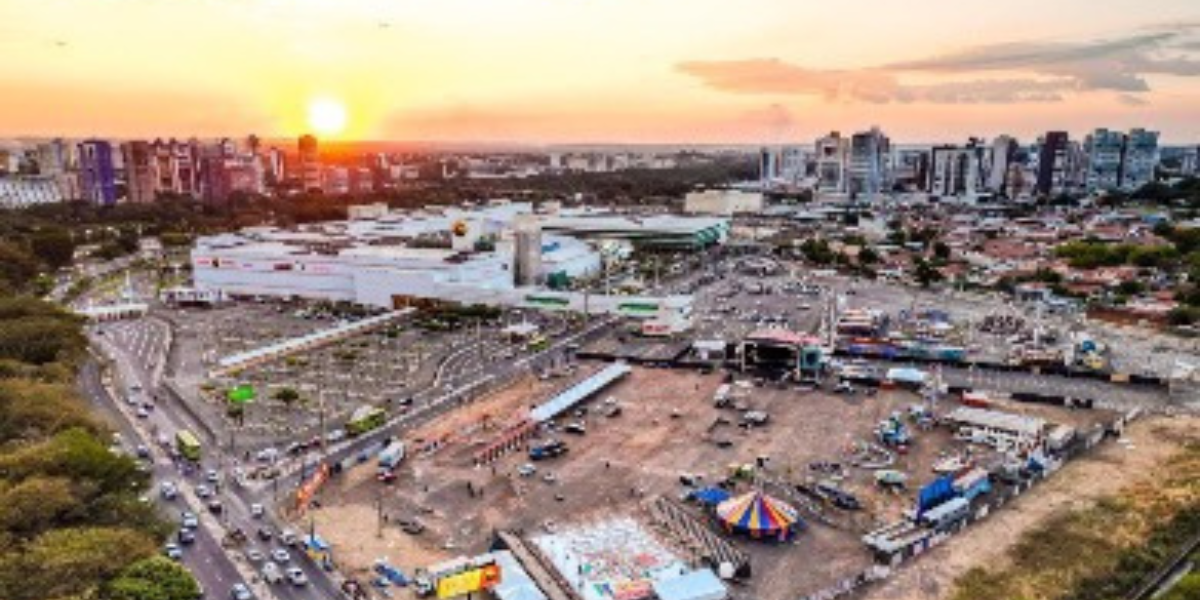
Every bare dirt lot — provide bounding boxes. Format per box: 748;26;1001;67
862;414;1200;600
309;363;1122;600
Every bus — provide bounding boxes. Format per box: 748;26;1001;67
346;406;387;437
526;335;549;352
175;430;201;462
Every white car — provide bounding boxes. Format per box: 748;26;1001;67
160;481;178;500
261;562;282;584
286;567;308;586
245;548;265;563
250;503;264;518
270;548;290;564
195;485;212;499
206;469;219;483
180;511;198;529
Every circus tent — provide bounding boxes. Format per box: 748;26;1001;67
715;491;800;541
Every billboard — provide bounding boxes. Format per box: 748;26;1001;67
435;562;501;599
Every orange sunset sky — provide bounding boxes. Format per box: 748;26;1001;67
2;0;1199;144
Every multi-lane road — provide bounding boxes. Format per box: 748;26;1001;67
86;320;342;600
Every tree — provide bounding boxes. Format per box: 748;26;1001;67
30;229;77;271
933;241;952;261
0;526;155;600
101;556;200;600
273;387;300;405
1158;573;1200;600
858;246;880;265
913;258;944;288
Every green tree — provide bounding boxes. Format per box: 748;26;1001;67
30;229;77;271
913;258;943;288
102;556;200;600
273;387;300;405
858;246;880;265
1159;573;1200;600
933;241;952;261
0;526;155;600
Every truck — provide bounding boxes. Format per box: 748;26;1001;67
378;442;406;470
529;440;568;461
346;406;387;437
175;430;201;462
952;468;992;501
918;496;970;530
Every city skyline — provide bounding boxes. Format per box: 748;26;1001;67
2;0;1200;143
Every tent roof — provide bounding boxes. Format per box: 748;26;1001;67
716;491;799;533
652;569;728;600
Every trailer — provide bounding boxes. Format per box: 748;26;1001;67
919;497;970;530
378;442;406;470
952;468;992;501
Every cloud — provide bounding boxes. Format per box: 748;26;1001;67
678;23;1200;105
1117;93;1150;106
676;59;1073;104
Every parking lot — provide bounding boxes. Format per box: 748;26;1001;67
162;300;587;452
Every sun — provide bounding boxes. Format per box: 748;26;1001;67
307;98;347;137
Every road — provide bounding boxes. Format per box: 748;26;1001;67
89;320;343;600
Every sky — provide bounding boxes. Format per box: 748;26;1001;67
1;0;1199;144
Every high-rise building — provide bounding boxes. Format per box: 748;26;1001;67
513;216;543;287
322;166;350;195
891;147;931;192
847;127;891;197
1083;128;1126;192
150;139;200;198
758;147;778;185
1182;147;1200;176
121;141;156;203
266;147;286;185
929;140;990;198
36;139;80;200
299;135;321;192
779;146;805;183
1122;128;1159;191
988;135;1019;196
1035;131;1072;197
814;132;849;193
78;139;117;206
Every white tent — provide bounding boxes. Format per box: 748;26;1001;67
652;569;728;600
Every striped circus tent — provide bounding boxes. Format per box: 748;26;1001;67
715;491;801;541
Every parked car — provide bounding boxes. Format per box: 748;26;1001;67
250;503;264;518
163;543;183;560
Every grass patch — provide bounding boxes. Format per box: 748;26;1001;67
949;442;1200;600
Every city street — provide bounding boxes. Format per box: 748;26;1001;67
88;321;342;600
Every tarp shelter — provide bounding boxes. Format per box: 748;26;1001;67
885;367;928;386
304;534;330;553
491;550;547;600
227;384;256;404
715;491;800;541
691;487;732;506
652;569;728;600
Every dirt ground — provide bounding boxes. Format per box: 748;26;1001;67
862;414;1200;600
310;363;1123;600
